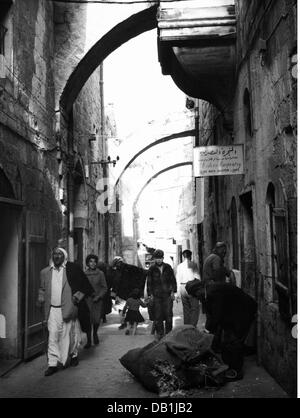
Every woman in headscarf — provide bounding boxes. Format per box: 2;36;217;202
85;254;107;347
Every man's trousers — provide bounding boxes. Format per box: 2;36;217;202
47;307;80;366
153;296;173;337
179;284;200;327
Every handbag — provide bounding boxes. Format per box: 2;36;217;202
185;279;202;296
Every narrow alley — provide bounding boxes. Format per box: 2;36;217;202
0;0;297;400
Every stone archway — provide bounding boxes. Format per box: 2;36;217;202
114;129;195;189
133;162;193;212
59;5;158;114
57;5;158;261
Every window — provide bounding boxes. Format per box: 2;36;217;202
273;208;289;289
0;1;12;79
115;193;120;212
0;0;12;55
266;182;293;321
243;88;253;136
0;167;15;198
0;314;6;338
0;23;7;55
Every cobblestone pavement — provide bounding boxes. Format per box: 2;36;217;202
0;302;289;398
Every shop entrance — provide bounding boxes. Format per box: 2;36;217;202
0;169;23;359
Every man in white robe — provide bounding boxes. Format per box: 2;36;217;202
38;247;93;376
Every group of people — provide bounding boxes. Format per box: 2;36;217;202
37;242;257;382
137;243;257;381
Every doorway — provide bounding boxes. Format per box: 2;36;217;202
0;203;21;358
239;191;257;299
0;168;22;359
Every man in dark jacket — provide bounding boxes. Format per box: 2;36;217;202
147;249;177;339
203;242;236;292
112;257;146;300
186;280;257;380
202;242;236;349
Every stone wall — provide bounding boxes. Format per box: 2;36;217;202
198;0;297;395
0;0;60;359
0;0;114;358
0;0;61;249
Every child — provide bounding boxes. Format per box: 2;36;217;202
122;288;147;336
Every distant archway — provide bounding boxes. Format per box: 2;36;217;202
114;130;195;189
132;162;193;212
128;162;192;265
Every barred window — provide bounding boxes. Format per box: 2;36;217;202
0;23;7;55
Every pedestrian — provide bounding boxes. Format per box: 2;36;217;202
37;247;94;376
122;288;147;336
187;280;257;381
98;261;112;323
85;254;107;347
176;249;201;327
146;249;177;340
202;242;236;350
203;242;236;293
110;256;146;330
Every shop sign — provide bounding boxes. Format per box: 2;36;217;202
193;145;244;177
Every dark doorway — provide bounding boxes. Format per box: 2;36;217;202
239;191;257;299
197;222;204;274
0;169;23;359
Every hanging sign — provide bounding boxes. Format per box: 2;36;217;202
193;144;244;177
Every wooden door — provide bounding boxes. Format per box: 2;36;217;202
24;211;47;360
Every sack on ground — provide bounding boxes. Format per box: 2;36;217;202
119;325;228;394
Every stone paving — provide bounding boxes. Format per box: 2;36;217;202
0;302;289;398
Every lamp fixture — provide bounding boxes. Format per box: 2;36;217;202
90;156;120;167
